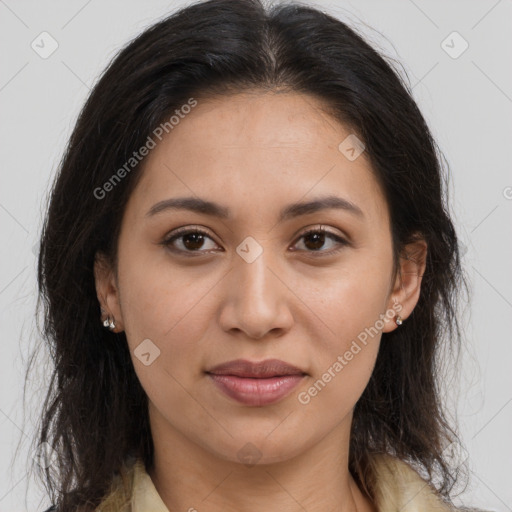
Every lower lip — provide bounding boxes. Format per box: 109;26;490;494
207;374;305;406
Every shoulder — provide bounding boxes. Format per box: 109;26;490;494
367;453;490;512
96;457;169;512
368;453;453;511
44;457;161;512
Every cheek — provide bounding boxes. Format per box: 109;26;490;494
119;266;215;417
300;295;383;420
297;261;389;410
307;265;390;349
117;250;218;372
118;239;200;328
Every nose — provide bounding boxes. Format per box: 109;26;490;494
218;247;294;340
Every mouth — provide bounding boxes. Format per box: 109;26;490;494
205;358;307;406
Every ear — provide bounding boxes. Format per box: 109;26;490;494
94;251;124;333
382;237;428;333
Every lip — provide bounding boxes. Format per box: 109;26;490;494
206;358;307;406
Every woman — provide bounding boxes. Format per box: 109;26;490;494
32;0;481;510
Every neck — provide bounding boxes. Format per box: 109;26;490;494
147;405;376;512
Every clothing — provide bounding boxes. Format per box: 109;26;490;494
93;453;463;511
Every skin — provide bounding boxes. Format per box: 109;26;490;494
95;90;427;512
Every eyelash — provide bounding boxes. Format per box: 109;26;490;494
161;225;349;257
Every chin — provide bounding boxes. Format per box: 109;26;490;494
200;430;310;467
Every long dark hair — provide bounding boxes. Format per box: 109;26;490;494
28;0;469;509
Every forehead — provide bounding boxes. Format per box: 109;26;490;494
126;91;389;229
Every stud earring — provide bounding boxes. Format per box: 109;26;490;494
102;316;116;331
395;315;403;326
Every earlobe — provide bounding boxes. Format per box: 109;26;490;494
94;252;124;333
383;237;428;333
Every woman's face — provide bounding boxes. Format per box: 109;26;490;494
96;91;415;465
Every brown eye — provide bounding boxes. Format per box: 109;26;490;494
303;231;327;250
293;227;348;255
162;228;220;255
181;232;207;250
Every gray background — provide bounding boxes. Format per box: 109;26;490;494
1;0;511;510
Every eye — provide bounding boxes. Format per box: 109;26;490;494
291;226;349;255
161;226;221;255
161;225;349;257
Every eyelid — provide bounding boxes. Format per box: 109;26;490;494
165;224;215;239
293;223;347;240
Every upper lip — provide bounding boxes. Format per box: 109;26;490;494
206;358;306;378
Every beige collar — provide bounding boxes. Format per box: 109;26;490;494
130;459;168;512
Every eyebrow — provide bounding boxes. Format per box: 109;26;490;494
145;195;364;221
